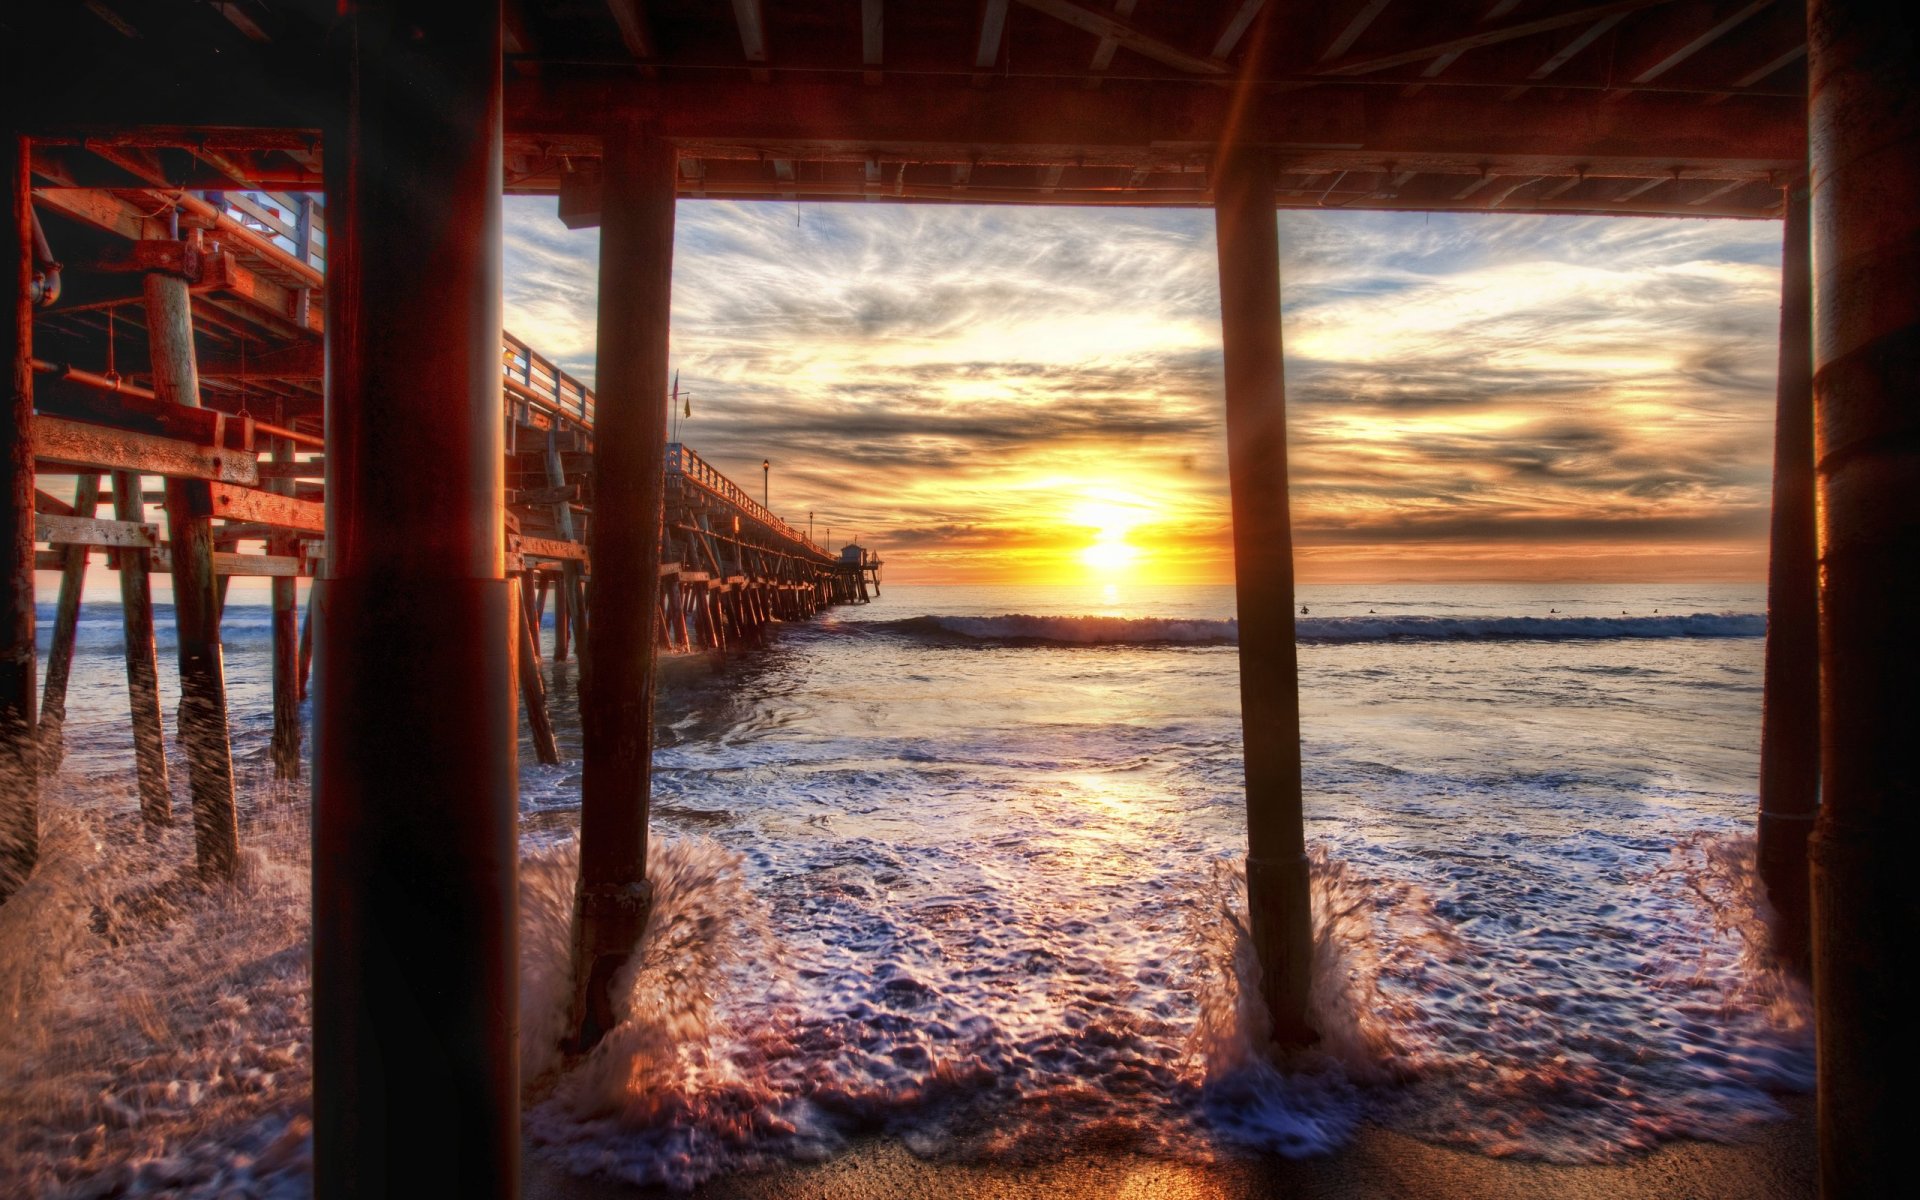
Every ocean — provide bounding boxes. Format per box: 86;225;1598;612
0;580;1812;1196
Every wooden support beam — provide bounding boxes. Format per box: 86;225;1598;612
33;415;261;486
313;5;518;1194
34;512;157;548
36;474;101;774
1756;177;1815;971
1215;147;1314;1049
974;0;1012;84
508;75;1805;182
1806;4;1920;1193
3;134;41;901
1316;0;1676;77
1501;13;1629;100
210;481;326;532
731;0;770;83
571;117;674;1052
1604;0;1772;98
268;438;300;779
520;534;588;561
112;471;169;826
517;576;560;765
146;267;239;881
863;0;885;85
1211;0;1267;59
545;430;588;662
1319;0;1393;62
1083;0;1138;89
1015;0;1231;76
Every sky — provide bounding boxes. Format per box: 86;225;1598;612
502;197;1786;587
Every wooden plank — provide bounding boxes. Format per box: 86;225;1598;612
33;415;261;486
155;549;305;576
520;535;588;561
213;551;302;576
34;512;158;548
210;482;326;532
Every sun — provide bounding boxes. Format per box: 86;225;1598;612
1068;495;1153;578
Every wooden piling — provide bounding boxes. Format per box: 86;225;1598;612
518;574;560;765
1756;179;1816;972
553;580;571;661
520;572;542;664
111;471;169;826
269;439;301;779
312;4;519;1194
1214;146;1316;1049
1807;2;1920;1195
37;473;101;772
544;430;587;662
296;581;314;701
144;268;238;880
1;134;38;902
570;116;674;1051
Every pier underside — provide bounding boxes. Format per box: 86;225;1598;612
3;3;1911;1198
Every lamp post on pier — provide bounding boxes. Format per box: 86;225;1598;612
762;458;770;510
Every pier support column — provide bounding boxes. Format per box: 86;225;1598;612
1807;2;1920;1196
113;471;169;825
145;263;238;880
269;439;301;779
1214;146;1316;1048
1757;179;1817;972
1;134;36;903
314;4;517;1196
569;117;674;1050
38;474;102;772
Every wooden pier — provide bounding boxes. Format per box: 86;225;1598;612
21;180;875;774
3;3;1912;1197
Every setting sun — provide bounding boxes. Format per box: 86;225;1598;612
1070;495;1154;578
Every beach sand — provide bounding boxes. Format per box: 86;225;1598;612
525;1096;1814;1200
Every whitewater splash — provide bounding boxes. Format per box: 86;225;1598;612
0;778;1813;1196
867;612;1764;647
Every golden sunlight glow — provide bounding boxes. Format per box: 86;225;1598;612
1070;494;1155;579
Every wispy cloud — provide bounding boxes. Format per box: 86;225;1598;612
503;198;1782;583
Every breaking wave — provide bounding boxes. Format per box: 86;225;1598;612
868;612;1764;647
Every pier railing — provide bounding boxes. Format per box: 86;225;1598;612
199;191;599;436
665;442;831;561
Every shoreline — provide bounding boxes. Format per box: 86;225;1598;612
526;1096;1815;1200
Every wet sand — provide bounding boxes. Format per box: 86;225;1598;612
526;1096;1814;1200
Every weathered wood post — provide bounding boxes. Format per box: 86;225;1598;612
112;471;169;825
1807;3;1920;1195
545;429;586;661
269;438;301;779
313;3;518;1195
517;574;560;765
144;243;238;879
38;473;101;771
1756;179;1816;972
569;116;675;1050
1;133;38;903
1214;145;1316;1048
